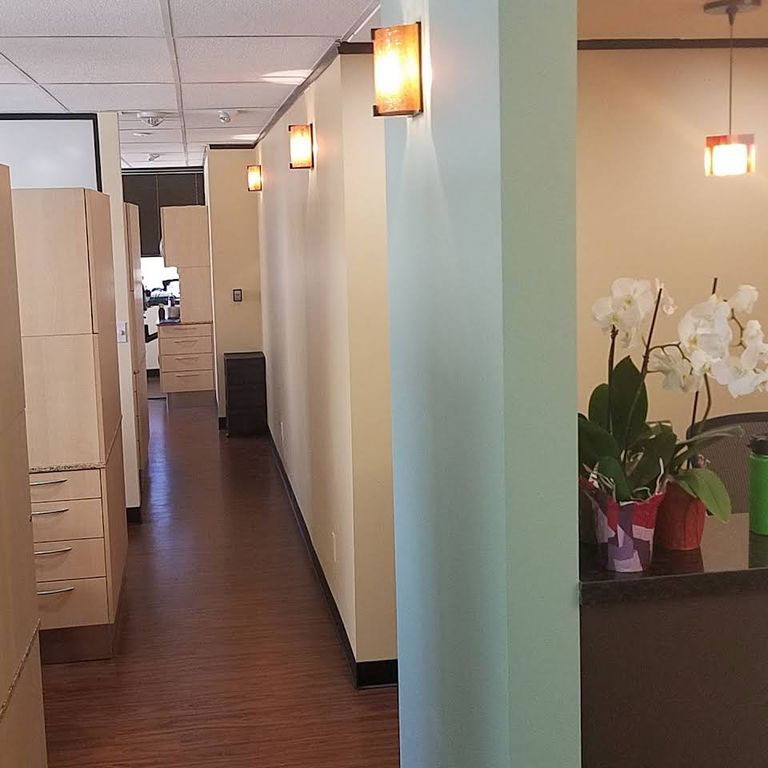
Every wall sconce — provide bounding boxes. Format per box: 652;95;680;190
288;123;314;169
247;164;263;191
372;22;423;117
705;133;756;177
703;0;759;176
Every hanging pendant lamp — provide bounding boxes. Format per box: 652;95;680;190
704;0;760;176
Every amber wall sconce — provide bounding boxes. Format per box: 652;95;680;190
247;164;263;191
372;22;423;117
288;124;314;169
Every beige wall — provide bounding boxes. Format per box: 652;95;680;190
98;112;140;508
204;148;263;417
258;54;395;662
579;49;768;433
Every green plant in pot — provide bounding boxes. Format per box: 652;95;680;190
580;279;761;570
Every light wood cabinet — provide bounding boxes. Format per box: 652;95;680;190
158;323;215;394
0;165;47;767
178;266;213;323
160;204;210;267
13;186;127;647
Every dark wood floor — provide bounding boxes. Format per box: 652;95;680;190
42;400;400;767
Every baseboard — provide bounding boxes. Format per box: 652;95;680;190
218;416;227;430
268;431;398;689
147;368;160;378
127;505;142;524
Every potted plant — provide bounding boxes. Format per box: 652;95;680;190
580;279;761;570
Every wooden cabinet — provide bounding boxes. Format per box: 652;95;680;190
158;323;215;394
178;266;213;323
0;165;47;767
160;205;210;267
224;352;267;436
125;203;150;470
12;186;127;650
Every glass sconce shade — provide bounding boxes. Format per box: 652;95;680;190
705;134;756;176
288;124;314;169
247;164;263;191
372;23;423;117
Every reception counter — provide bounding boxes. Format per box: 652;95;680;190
580;514;768;767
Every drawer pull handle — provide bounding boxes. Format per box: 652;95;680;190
38;586;75;596
31;507;69;516
176;355;199;360
35;547;73;556
30;478;68;487
174;339;197;344
175;373;200;378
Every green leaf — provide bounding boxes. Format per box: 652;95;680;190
596;455;632;502
675;468;732;522
611;356;647;448
578;414;621;472
672;427;744;473
588;384;610;430
627;425;677;492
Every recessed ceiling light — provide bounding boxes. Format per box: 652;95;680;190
261;69;312;85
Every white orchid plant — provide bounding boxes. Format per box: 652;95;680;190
579;278;760;520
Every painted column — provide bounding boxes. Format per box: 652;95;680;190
380;1;580;766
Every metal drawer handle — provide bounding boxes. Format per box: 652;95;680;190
31;507;69;516
173;339;197;344
35;547;73;556
29;478;68;487
175;372;200;378
38;586;75;596
176;355;199;360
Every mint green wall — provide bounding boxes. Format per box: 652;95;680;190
381;1;580;766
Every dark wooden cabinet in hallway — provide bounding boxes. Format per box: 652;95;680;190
41;400;400;767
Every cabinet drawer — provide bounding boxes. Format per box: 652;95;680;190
160;352;213;372
159;335;212;356
158;323;211;339
161;369;214;393
37;577;109;629
29;468;101;502
34;538;105;582
32;498;103;542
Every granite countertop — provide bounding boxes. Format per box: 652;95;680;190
580;514;768;605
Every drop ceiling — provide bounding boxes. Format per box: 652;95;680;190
0;0;379;168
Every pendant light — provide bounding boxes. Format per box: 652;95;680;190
704;0;760;176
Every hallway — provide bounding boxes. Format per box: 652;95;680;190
41;401;400;767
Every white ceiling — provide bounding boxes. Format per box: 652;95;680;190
0;0;379;168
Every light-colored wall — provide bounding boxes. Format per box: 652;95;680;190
98;112;140;509
381;0;580;766
204;148;263;417
258;54;395;662
579;49;768;432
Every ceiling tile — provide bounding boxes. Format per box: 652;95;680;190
0;57;27;83
184;108;272;128
0;83;65;110
182;82;291;109
176;36;331;83
187;127;261;143
0;38;173;83
121;142;185;153
170;0;372;37
47;83;177;111
120;128;183;143
0;0;165;36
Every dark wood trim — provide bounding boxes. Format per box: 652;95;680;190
127;505;142;525
122;166;203;175
208;143;257;150
268;430;397;689
0;112;102;191
579;37;768;50
218;416;227;431
339;41;373;54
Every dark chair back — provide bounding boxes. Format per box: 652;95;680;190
688;412;768;515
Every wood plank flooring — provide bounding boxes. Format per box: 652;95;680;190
42;400;400;767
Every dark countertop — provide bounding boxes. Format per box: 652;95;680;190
580;514;768;605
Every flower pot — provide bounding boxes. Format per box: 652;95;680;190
586;487;665;572
654;482;706;551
